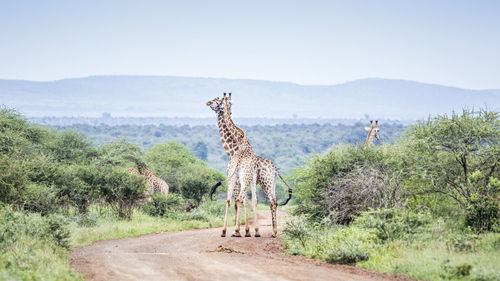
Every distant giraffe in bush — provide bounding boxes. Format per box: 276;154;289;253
364;120;380;147
125;159;169;197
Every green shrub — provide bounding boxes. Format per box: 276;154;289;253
143;142;224;195
440;260;473;279
291;145;406;223
75;213;98;227
142;193;184;217
100;169;147;219
180;176;210;206
446;232;479;252
283;216;311;247
465;186;500;233
0;155;28;205
0;206;80;280
46;214;71;249
283;215;377;264
324;227;375;264
22;183;59;215
353;208;432;241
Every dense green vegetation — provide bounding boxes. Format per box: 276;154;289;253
0;107;227;280
284;109;500;280
3;104;499;281
53;122;406;172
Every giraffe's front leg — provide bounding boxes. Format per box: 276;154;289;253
221;198;231;237
222;180;234;237
231;198;242;237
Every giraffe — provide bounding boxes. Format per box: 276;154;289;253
210;93;292;236
364;120;380;147
207;96;291;237
206;96;251;236
210;93;259;237
125;159;169;197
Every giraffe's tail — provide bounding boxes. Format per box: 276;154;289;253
209;181;223;201
277;172;293;206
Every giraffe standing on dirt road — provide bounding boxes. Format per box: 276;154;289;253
206;94;291;237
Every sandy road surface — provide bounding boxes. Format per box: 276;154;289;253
70;210;415;281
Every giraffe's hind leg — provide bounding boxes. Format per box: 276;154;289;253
231;180;242;237
262;173;278;238
244;196;251;237
233;163;254;238
252;186;260;237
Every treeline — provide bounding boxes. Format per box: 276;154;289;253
52;122;407;172
284;108;500;280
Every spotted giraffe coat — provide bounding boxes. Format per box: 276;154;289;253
125;167;169;197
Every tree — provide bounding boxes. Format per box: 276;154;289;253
143;142;224;194
406;109;499;208
404;109;499;231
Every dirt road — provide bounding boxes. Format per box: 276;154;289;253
70;210;414;281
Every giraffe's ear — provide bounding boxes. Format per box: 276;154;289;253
365;127;371;131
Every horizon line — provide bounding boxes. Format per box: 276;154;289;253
0;74;497;92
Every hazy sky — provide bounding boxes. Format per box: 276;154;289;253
1;0;499;89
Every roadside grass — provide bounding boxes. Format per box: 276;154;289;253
282;209;500;281
360;237;500;281
71;200;255;247
0;206;82;281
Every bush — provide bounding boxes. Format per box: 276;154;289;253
100;169;147;219
440;260;473;279
22;183;59;215
142;193;184;217
464;176;500;233
283;216;311;248
353;208;432;241
446;232;478;252
180;176;211;206
404;109;500;219
324;164;402;224
291;145;405;223
0;206;80;280
282;215;376;264
143;142;224;195
325;227;373;264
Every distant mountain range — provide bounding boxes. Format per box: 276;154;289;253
1;76;498;120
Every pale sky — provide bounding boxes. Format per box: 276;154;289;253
1;0;499;89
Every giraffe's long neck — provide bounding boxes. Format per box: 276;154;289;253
364;127;374;147
222;97;253;152
135;160;148;175
215;109;239;157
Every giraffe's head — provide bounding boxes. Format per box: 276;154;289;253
226;92;233;114
221;92;233;114
372;120;380;140
206;96;224;112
